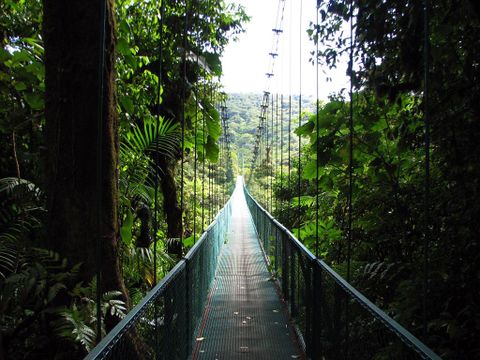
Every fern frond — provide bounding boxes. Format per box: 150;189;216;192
102;291;127;320
0;240;18;279
0;177;43;203
30;248;67;272
53;306;96;352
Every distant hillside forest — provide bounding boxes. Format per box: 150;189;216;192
227;92;316;171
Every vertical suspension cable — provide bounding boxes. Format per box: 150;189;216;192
209;163;211;223
180;0;189;248
275;93;279;212
265;97;269;209
95;0;107;342
216;109;219;215
153;3;165;354
215;94;219;214
224;134;227;205
280;94;284;212
214;98;218;214
202;83;206;231
264;99;267;207
216;135;219;213
193;2;199;244
224;104;226;206
213;97;216;216
346;2;355;355
288;95;292;193
266;96;269;211
219;103;221;212
423;0;430;339
207;0;211;223
209;158;211;222
287;0;292;216
347;0;354;283
216;104;219;213
267;97;270;209
271;94;274;212
208;163;215;221
208;87;212;223
315;0;320;258
297;0;303;240
220;125;223;207
219;105;222;208
154;0;166;284
278;3;285;207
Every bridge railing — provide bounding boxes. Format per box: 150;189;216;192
244;186;441;360
85;199;232;360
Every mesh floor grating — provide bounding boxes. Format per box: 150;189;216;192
191;184;304;360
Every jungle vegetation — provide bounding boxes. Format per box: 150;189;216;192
245;1;480;358
1;0;479;358
0;0;245;358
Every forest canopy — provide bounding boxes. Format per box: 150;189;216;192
0;0;246;357
244;1;480;358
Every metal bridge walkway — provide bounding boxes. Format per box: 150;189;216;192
192;182;303;359
85;177;440;360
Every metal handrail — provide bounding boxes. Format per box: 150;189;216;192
243;185;441;360
244;185;316;261
85;197;232;360
316;259;440;359
84;260;187;360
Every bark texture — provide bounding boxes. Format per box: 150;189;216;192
43;0;128;323
158;78;187;258
158;155;183;258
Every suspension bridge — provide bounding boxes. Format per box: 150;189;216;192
83;0;444;358
85;177;440;359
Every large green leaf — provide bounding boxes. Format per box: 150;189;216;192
204;52;222;76
302;159;318;180
24;92;44;110
122;117;180;159
295;119;315;136
119;95;134;115
205;135;219;162
120;206;133;246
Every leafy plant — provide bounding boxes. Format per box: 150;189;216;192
0;177;44;278
1;247;127;357
53;284;127;353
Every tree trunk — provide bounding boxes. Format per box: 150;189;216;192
158;78;185;258
43;0;128;327
158;155;183;258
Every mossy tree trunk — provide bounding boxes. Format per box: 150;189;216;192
158;80;186;259
158;154;183;258
43;0;128;330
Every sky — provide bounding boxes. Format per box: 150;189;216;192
221;0;349;100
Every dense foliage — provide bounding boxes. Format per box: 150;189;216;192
244;1;480;358
2;0;479;358
0;0;245;358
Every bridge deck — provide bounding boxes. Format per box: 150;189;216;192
191;184;304;359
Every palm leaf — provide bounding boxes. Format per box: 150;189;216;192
122;116;180;159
